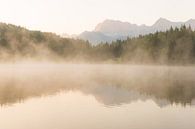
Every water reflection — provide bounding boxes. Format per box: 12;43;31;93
0;64;195;107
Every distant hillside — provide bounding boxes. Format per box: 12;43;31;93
79;31;113;45
0;23;91;61
78;18;195;44
1;22;195;64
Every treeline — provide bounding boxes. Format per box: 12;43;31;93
95;26;195;64
0;22;195;64
0;23;91;61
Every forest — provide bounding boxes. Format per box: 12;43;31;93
0;22;195;64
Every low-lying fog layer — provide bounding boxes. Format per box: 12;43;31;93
0;63;195;106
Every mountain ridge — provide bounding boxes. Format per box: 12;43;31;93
78;18;195;44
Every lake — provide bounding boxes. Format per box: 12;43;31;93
0;64;195;129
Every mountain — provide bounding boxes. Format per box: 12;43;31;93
94;19;139;36
185;19;195;28
79;31;113;45
151;18;183;31
61;33;77;39
78;18;195;44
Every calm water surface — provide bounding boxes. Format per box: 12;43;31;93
0;64;195;129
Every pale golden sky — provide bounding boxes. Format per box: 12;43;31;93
0;0;194;34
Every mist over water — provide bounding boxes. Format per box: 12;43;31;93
0;63;195;106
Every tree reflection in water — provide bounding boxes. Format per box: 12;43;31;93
0;64;195;107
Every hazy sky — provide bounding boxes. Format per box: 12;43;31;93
0;0;195;34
